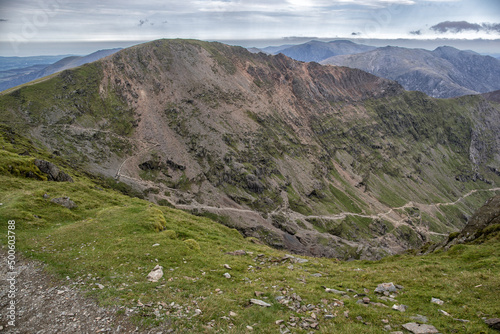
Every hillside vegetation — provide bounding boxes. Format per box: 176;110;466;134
0;125;499;333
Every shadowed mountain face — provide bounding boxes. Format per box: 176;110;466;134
1;39;500;259
321;46;500;98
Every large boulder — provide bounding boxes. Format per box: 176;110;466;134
34;159;73;182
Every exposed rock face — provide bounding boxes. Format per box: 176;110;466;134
428;194;500;253
460;194;500;238
2;39;500;259
34;159;74;182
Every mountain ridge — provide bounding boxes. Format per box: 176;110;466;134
321;45;500;98
1;39;499;259
269;40;376;62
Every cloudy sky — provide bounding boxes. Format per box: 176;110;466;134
0;0;499;56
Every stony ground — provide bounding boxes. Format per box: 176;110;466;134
0;248;171;334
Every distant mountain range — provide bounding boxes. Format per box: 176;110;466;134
256;40;500;98
261;40;376;62
322;46;500;98
0;48;121;92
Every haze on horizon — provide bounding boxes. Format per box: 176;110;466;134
0;0;499;56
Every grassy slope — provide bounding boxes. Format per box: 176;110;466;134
0;127;499;333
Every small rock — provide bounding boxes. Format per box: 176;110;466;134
356;316;363;321
152;243;160;247
411;314;428;323
226;250;247;256
439;309;451;317
96;283;104;290
370;302;388;308
324;314;335;319
246;325;253;330
344;311;349;318
431;298;444;305
311;273;322;277
392;304;407;312
275;320;284;325
194;309;202;316
51;197;77;209
146;265;164;282
382;319;389;324
375;282;398;294
250;299;271;307
379;296;397;302
224;264;232;270
402;322;439;334
362;297;370;304
255;291;264;297
223;273;231;279
484;318;500;330
324;287;347;295
229;311;237;317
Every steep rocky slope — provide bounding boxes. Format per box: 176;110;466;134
322;46;500;98
1;39;499;259
483;89;500;103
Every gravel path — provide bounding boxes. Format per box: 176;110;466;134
0;247;172;334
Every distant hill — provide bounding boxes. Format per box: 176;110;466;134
259;44;295;54
0;55;70;72
266;40;376;63
0;48;121;92
321;46;500;98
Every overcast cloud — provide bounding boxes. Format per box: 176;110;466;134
0;0;499;55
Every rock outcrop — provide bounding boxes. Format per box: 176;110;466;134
34;159;74;182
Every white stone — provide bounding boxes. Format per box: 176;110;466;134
146;265;164;282
250;299;271;307
431;297;444;305
402;322;439;334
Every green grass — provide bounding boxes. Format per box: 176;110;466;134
0;128;499;333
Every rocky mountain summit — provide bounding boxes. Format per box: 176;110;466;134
1;39;500;259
